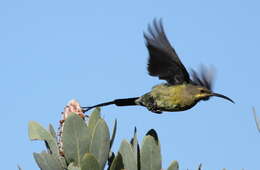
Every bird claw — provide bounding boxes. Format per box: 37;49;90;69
147;105;162;114
152;110;162;114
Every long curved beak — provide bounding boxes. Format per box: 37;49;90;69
211;93;234;103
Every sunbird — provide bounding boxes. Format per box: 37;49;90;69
83;19;234;114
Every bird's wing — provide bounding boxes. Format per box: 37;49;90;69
190;66;214;90
144;19;190;85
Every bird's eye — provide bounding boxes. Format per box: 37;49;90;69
200;89;206;93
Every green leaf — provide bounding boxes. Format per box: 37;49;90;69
110;153;124;170
130;127;139;164
80;153;101;170
167;160;179;170
89;119;110;169
107;152;115;169
33;152;64;170
140;129;161;170
58;156;67;169
119;140;137;170
198;163;202;170
28;121;59;157
110;119;117;149
48;124;57;140
88;107;101;133
62;113;90;165
68;163;81;170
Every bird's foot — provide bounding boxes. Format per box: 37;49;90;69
147;105;162;114
152;110;162;114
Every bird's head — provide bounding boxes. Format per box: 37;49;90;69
187;66;234;104
193;86;234;103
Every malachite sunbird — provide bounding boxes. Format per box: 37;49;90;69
82;19;234;114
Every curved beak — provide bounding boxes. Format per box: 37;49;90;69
211;93;234;103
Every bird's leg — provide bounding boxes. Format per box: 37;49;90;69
136;93;163;114
151;110;162;114
146;103;162;114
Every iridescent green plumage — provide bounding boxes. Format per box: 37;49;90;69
82;19;233;114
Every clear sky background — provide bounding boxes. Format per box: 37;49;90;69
1;0;260;169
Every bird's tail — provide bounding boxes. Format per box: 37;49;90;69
82;97;139;113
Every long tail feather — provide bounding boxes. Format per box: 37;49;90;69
82;97;139;113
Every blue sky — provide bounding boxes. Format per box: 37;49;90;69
1;0;260;169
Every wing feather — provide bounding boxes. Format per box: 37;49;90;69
144;19;190;85
191;66;214;90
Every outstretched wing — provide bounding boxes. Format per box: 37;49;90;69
144;19;190;85
191;66;214;90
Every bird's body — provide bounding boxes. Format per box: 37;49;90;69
82;19;233;114
136;84;199;113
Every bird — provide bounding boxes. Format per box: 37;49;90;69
82;19;234;114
